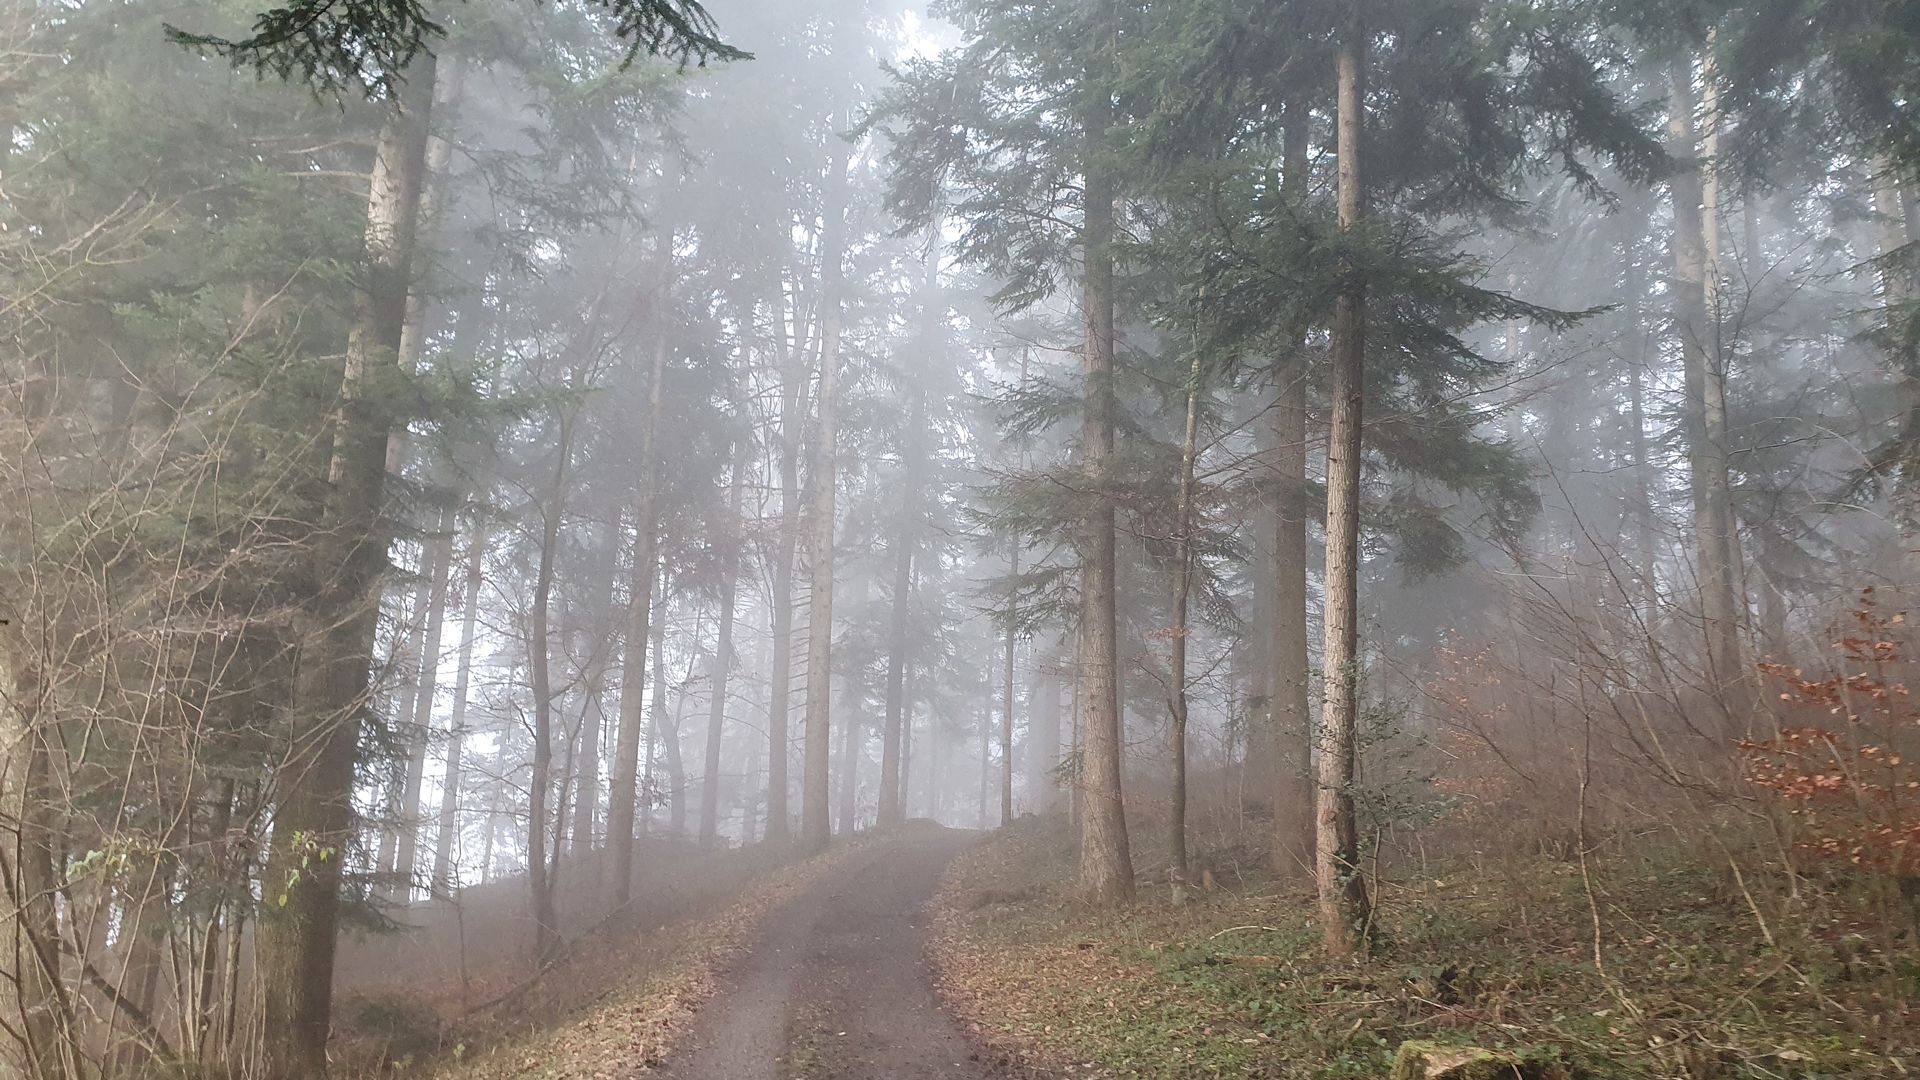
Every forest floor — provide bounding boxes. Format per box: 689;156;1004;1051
929;817;1919;1079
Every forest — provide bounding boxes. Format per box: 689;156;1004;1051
2;0;1917;1077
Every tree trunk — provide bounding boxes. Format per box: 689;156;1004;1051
608;262;673;907
258;54;436;1078
801;142;851;854
1270;107;1314;875
765;284;806;845
652;572;684;837
432;528;487;895
878;301;930;828
1000;546;1019;827
0;638;79;1080
878;505;915;828
527;414;571;968
1076;12;1135;904
699;456;745;848
1667;54;1745;695
1169;350;1201;888
392;509;454;902
1026;653;1061;815
1316;29;1373;960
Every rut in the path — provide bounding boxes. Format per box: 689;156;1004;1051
658;826;998;1080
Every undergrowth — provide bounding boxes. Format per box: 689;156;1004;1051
931;818;1918;1079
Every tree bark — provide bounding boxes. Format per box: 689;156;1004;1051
800;142;851;854
765;283;807;844
608;256;673;907
1075;9;1135;905
1000;545;1019;828
699;450;745;848
0;637;79;1080
1270;107;1314;875
1317;28;1372;959
258;53;436;1078
526;412;571;967
432;528;486;895
392;510;454;902
1667;54;1745;695
1168;350;1201;888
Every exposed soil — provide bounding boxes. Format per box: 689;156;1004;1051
658;824;1000;1080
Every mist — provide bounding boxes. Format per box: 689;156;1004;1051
4;0;1918;1077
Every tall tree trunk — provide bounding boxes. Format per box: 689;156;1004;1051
608;258;673;907
1270;107;1314;875
878;273;932;827
837;667;861;835
877;501;915;828
765;285;806;844
652;573;684;837
1667;54;1745;695
1076;8;1134;905
1026;653;1062;815
432;528;486;895
526;415;571;967
700;454;745;848
392;509;454;902
259;55;436;1078
1000;546;1019;827
1317;29;1373;960
1168;350;1201;887
800;143;851;854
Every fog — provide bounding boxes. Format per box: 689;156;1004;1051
3;0;1917;1075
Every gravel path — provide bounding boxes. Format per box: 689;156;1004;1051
657;825;999;1080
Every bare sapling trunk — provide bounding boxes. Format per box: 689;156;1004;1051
1317;28;1373;960
1001;544;1019;827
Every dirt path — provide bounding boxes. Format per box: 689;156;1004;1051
657;825;999;1080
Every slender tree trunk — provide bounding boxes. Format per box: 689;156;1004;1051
652;572;684;837
837;668;861;835
526;414;571;967
1317;29;1373;960
609;255;673;906
0;639;78;1080
1270;108;1314;875
1026;654;1061;815
878;350;928;828
1667;54;1744;695
259;55;436;1078
1169;350;1201;888
1076;11;1134;904
432;529;486;895
700;461;745;848
766;287;806;845
801;143;851;853
1000;548;1019;827
570;596;607;856
878;507;915;828
392;509;454;902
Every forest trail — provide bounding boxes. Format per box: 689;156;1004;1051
657;825;998;1080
